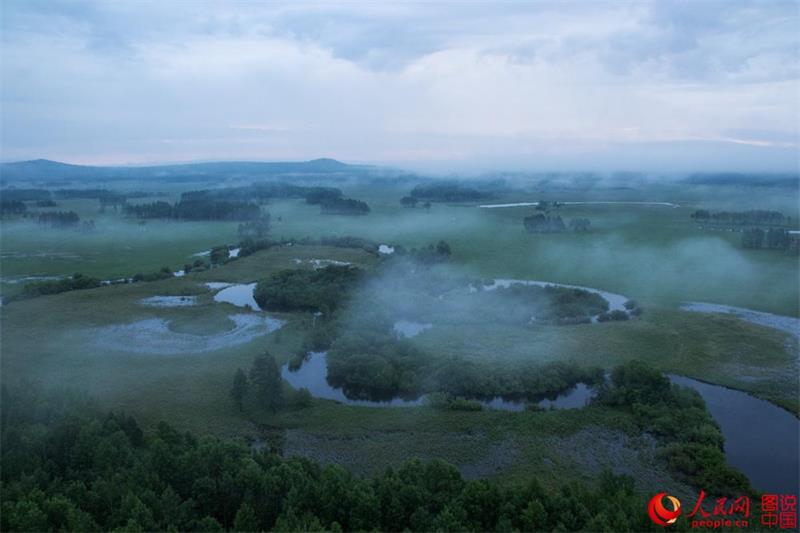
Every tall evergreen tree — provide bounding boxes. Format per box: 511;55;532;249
249;352;283;412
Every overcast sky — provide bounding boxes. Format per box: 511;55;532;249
1;0;798;172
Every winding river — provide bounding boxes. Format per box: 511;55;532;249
669;375;800;494
280;352;798;493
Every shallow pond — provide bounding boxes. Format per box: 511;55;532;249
282;352;594;411
670;375;800;494
681;302;800;341
211;283;260;311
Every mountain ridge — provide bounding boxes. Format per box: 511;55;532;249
0;157;369;182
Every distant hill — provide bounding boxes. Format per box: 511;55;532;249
0;158;371;183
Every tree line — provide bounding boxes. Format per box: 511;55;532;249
125;200;262;221
319;197;371;216
690;209;790;227
408;183;494;203
181;183;342;204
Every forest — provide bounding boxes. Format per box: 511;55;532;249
409;183;494;203
124;200;262;221
319;197;371;216
690;209;790;227
253;265;364;314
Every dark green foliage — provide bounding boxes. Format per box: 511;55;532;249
254;266;362;314
16;273;102;300
236;238;277;258
596;361;752;496
394;240;453;263
327;331;427;400
249;353;283;412
424;393;483;411
233;503;259;532
210;246;230;264
0;388;658;532
433;359;604;401
230;369;249;412
304;188;343;205
126;199;261;221
317;235;377;252
184;258;210;274
319;197;370;216
327;323;604;402
181;183;342;204
131;267;174;282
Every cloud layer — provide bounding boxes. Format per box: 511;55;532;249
1;1;797;171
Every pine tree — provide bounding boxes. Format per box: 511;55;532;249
249;352;283;412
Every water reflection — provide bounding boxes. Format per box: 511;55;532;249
670;375;800;494
212;283;260;311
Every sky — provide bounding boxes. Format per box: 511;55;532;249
1;0;798;172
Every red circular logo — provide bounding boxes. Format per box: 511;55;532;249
648;492;682;526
